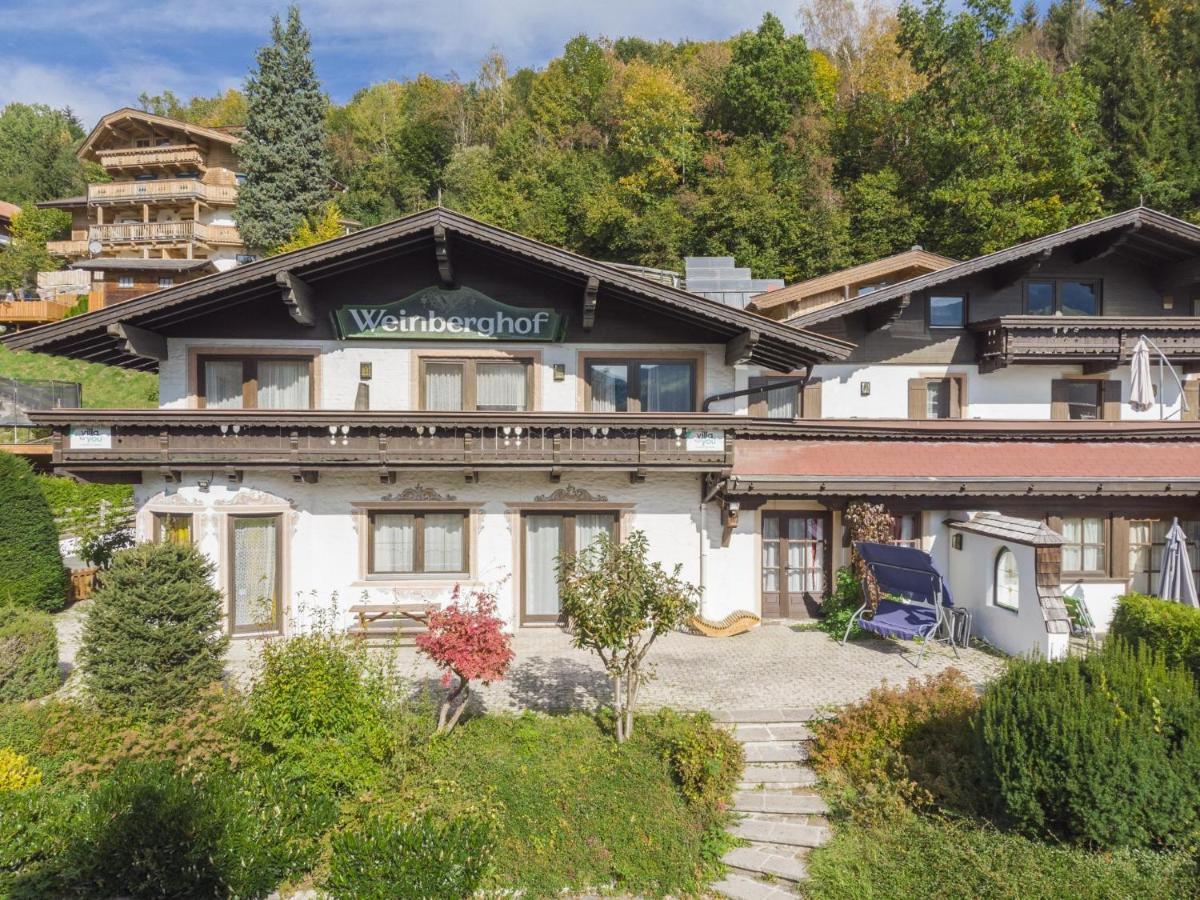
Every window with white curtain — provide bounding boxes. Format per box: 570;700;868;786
584;359;696;412
257;359;311;409
199;356;313;409
420;358;531;411
994;547;1019;611
1061;516;1105;575
203;359;245;409
369;510;467;575
230;515;280;633
522;511;617;622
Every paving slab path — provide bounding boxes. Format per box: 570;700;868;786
712;708;830;899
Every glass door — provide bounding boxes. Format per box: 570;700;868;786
229;515;282;634
521;511;617;623
761;512;829;619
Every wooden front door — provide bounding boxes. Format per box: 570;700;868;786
228;514;283;634
761;511;830;619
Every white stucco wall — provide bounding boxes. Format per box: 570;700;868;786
1061;579;1125;633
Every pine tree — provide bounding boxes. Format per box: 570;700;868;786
0;451;66;612
234;5;331;252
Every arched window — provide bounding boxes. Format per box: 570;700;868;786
994;547;1019;611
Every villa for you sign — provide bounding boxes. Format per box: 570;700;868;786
334;285;564;342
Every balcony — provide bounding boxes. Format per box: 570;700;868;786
971;316;1200;372
31;410;738;481
96;144;206;172
88;179;238;206
0;298;76;325
89;221;207;247
46;237;89;257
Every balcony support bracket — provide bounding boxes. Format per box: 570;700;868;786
725;328;761;366
582;275;599;330
107;323;166;361
276;271;316;326
434;225;455;287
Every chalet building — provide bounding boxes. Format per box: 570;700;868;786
37;109;247;312
0;199;18;246
6;208;1200;660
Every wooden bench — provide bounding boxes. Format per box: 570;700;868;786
347;603;434;644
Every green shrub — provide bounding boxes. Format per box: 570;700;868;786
0;606;59;702
817;567;866;640
645;709;743;816
1110;591;1200;680
0;785;86;891
0;453;67;612
978;640;1200;849
246;630;397;793
78;543;228;719
0;748;42;792
811;668;981;820
36;475;131;525
325;813;492;899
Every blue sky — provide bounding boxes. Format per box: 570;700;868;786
0;0;1038;128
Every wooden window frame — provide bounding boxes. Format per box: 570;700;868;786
582;356;699;413
927;292;968;330
1052;514;1108;579
993;547;1020;611
520;509;620;624
748;375;822;419
195;352;317;410
907;375;966;420
1050;378;1120;421
759;509;832;619
417;356;534;412
367;509;470;576
1023;278;1103;316
226;512;284;636
152;511;193;544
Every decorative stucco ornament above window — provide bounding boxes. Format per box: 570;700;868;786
333;285;565;342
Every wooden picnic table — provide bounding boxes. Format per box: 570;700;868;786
347;602;435;643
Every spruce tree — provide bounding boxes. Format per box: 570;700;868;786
234;5;331;252
0;451;67;612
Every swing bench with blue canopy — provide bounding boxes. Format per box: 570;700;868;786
841;541;958;666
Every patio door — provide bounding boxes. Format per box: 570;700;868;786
761;511;830;619
522;511;617;623
228;514;282;634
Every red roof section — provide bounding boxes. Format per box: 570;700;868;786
736;439;1200;480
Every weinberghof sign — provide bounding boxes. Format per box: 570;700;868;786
333;285;564;342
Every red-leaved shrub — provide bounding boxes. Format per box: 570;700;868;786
416;587;514;732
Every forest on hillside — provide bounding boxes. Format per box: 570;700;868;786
2;0;1200;282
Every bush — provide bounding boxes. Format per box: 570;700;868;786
0;606;59;702
0;453;67;612
1110;591;1200;680
811;668;981;820
0;748;42;792
817;566;866;640
645;709;743;817
77;543;228;719
325;813;492;899
978;640;1200;849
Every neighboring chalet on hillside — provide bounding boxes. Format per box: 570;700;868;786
0;200;18;246
7;207;1200;663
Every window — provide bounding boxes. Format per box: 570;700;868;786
1024;279;1101;316
928;294;965;328
748;376;821;419
153;512;192;545
907;376;963;419
197;355;313;409
584;358;696;412
1051;379;1116;421
994;547;1020;611
229;514;282;634
890;514;920;548
369;510;468;575
523;511;618;622
1129;519;1200;594
135;138;150;148
1061;516;1105;576
117;275;135;289
419;357;531;411
157;277;174;289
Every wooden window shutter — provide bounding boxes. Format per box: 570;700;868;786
1102;380;1122;420
1045;514;1063;535
802;377;822;419
948;377;964;419
1185;380;1200;421
748;376;767;417
1050;380;1070;421
1110;515;1131;579
907;378;927;420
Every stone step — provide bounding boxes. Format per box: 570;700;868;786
738;765;818;787
712;872;799;899
733;790;828;816
744;743;808;764
731;723;814;743
733;817;831;848
714;708;818;725
723;845;808;884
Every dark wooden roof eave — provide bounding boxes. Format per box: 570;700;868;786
721;475;1200;499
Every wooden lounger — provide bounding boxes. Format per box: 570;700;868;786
689;610;761;637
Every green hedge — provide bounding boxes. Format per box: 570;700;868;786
0;606;59;702
0;453;67;612
36;476;132;524
1110;592;1200;680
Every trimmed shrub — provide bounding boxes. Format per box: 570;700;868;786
0;453;66;612
817;566;866;640
0;606;59;702
1110;591;1200;680
646;709;744;816
978;640;1200;849
78;543;228;719
811;668;981;820
325;813;492;900
0;748;42;792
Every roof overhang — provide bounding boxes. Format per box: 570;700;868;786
78;108;242;162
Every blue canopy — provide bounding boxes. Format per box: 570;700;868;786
853;542;954;608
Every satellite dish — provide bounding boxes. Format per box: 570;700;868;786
88;240;103;257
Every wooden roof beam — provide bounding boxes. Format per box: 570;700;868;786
725;328;761;366
1072;223;1140;263
433;224;454;286
991;249;1052;289
582;275;599;331
106;323;166;361
863;293;911;332
276;270;315;326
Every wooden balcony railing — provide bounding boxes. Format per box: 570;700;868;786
204;224;241;245
89;221;206;245
96;145;205;171
45;239;89;257
0;299;75;324
971;316;1200;371
89;179;237;205
31;410;738;478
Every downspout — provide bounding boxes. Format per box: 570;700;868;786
701;366;812;412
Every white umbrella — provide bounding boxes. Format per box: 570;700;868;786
1157;518;1200;609
1129;336;1155;412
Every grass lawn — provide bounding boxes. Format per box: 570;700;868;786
805;812;1200;900
0;346;156;408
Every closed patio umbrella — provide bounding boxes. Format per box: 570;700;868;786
1129;336;1155;412
1157;518;1200;609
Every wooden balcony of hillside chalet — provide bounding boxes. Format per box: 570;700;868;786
0;298;75;325
30;410;739;482
89;221;209;247
96;144;206;172
88;179;238;206
971;316;1200;372
46;231;90;256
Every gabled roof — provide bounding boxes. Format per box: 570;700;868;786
0;206;853;372
78;108;242;162
69;258;216;273
750;247;958;313
947;513;1064;546
786;208;1200;328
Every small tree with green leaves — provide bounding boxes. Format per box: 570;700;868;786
78;542;228;718
558;531;698;742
